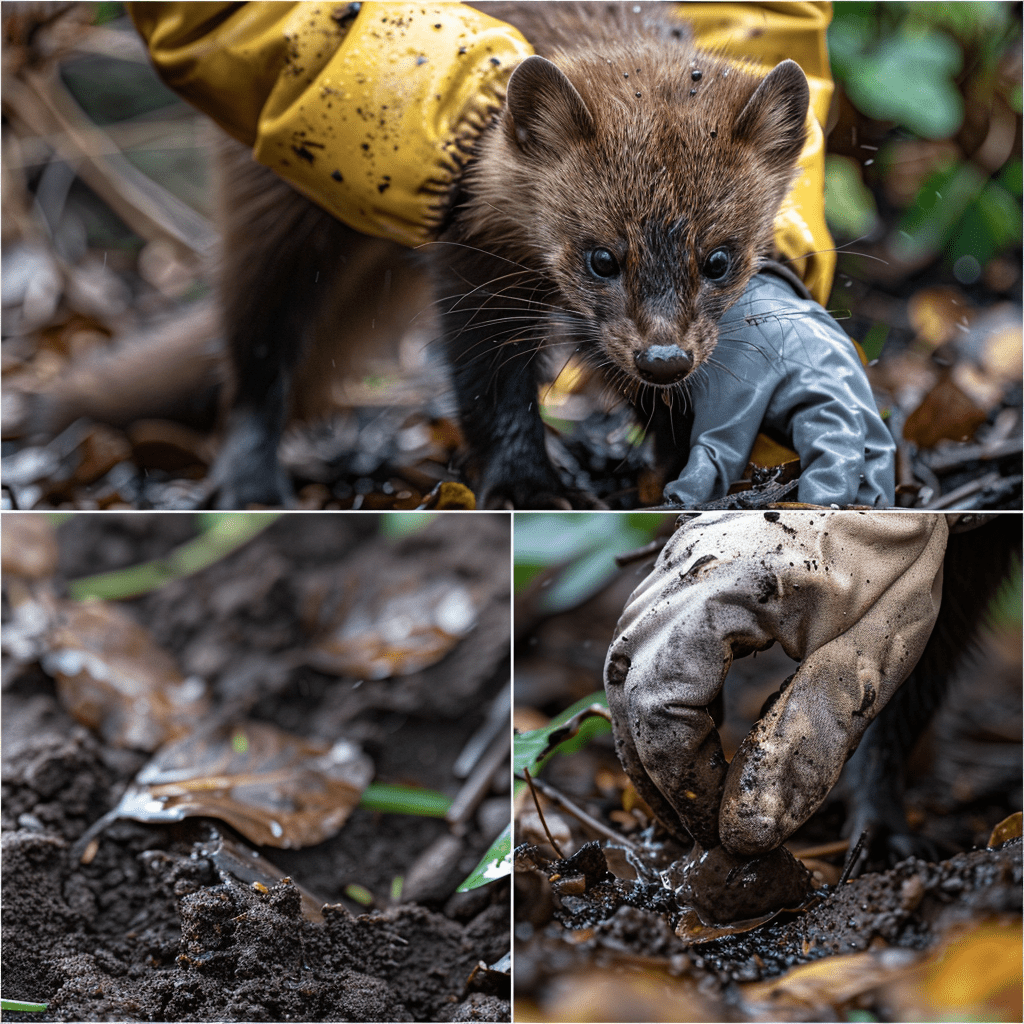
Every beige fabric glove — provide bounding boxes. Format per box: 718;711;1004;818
604;512;949;856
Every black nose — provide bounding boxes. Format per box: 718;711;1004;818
633;344;693;385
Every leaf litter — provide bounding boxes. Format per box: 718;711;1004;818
2;512;512;1021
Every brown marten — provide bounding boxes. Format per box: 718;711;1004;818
212;2;809;508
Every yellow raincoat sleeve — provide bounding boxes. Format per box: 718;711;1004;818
129;1;836;298
684;2;836;303
128;1;534;247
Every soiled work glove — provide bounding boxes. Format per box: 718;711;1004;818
603;512;947;857
663;272;896;508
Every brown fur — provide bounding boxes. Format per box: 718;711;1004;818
214;135;430;422
211;1;808;506
455;1;807;389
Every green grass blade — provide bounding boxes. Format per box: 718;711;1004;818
358;783;452;818
68;513;280;600
1;1000;49;1012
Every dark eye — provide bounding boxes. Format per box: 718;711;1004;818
703;248;731;281
586;247;620;279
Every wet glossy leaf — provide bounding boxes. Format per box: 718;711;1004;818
741;949;910;1008
988;811;1022;848
42;599;210;751
458;823;512;892
513;693;610;778
306;573;480;679
113;721;373;848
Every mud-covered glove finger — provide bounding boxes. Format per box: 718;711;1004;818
604;516;811;846
718;516;948;856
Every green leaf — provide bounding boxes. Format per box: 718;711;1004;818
513;691;610;778
344;883;374;906
358;783;452;818
860;323;890;363
948;183;1019;268
513;512;668;612
894;162;985;262
0;1001;49;1013
457;823;512;891
844;32;964;139
824;155;878;240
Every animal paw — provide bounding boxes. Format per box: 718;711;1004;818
479;475;606;510
208;416;293;509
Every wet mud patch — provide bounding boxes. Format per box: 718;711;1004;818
2;513;511;1022
516;836;1021;1017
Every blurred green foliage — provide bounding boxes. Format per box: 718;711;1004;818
513;512;671;614
826;2;1021;276
830;2;1017;136
67;513;280;599
824;154;878;238
989;557;1022;628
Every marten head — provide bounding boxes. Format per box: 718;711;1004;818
460;41;809;395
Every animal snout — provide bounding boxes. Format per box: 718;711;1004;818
633;344;694;385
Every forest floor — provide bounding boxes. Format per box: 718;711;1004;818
2;513;512;1022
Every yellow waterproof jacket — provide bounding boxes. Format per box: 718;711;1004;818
129;1;837;302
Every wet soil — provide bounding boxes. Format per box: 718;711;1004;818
2;513;512;1022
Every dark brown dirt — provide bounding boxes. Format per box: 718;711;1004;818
2;513;512;1022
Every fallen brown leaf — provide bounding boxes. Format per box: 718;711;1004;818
112;721;373;848
42;598;210;750
1;513;58;580
306;572;480;679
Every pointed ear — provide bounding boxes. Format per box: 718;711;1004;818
733;59;809;165
505;55;596;156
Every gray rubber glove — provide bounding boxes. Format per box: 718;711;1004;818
603;512;947;856
663;272;896;507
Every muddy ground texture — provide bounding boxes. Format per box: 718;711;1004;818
513;549;1023;1020
2;514;512;1022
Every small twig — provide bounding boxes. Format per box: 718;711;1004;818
921;435;1023;475
453;687;510;778
838;830;869;886
923;470;1002;510
520;772;639;852
791;838;850;861
614;538;666;567
445;727;510;830
522;767;564;859
3;69;216;259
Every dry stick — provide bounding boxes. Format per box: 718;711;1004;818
838;830;870;886
522;767;565;859
3;69;217;260
791;838;850;861
923;435;1022;475
614;538;667;567
923;470;1003;510
522;772;639;853
445;727;511;831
